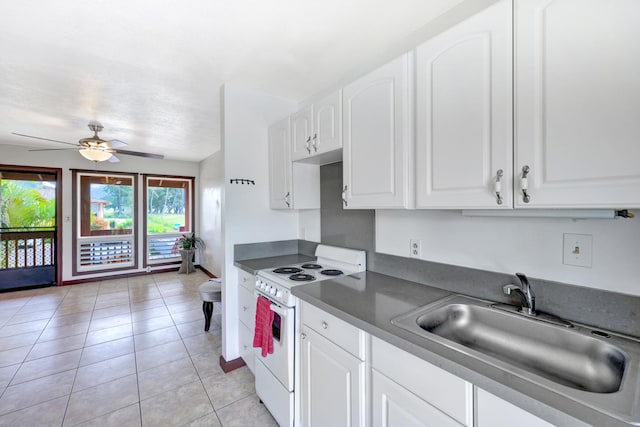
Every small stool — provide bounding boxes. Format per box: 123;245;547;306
198;278;221;331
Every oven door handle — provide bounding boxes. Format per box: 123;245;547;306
270;304;288;317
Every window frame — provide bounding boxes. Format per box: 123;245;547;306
72;170;138;275
142;174;195;267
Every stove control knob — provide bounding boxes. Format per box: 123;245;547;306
269;287;276;295
260;282;266;290
256;281;261;288
276;290;283;298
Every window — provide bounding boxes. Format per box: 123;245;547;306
143;176;194;265
73;171;137;274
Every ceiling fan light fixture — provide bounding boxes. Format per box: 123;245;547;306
79;147;112;162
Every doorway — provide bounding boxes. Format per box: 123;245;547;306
0;166;62;291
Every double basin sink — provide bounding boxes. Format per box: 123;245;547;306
391;295;640;425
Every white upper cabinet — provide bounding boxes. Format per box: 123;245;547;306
343;54;413;209
514;0;640;208
313;91;343;156
291;105;313;161
416;0;512;209
291;91;342;163
269;117;293;209
269;117;320;210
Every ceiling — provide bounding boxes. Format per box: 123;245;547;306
0;0;463;162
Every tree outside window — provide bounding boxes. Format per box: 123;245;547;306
144;176;194;263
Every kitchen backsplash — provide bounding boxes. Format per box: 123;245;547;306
319;162;640;337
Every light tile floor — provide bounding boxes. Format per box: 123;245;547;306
0;271;278;427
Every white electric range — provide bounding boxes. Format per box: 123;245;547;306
253;244;366;427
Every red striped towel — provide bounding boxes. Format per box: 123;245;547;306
253;296;274;357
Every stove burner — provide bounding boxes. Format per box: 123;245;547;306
289;273;315;281
321;269;344;276
301;263;322;270
273;267;303;274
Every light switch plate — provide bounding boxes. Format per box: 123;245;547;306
563;233;592;268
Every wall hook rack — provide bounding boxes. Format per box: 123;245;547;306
230;178;255;185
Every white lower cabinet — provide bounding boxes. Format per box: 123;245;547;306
371;336;473;427
372;368;463;427
237;269;256;373
299;301;367;427
476;388;553;427
298;304;560;427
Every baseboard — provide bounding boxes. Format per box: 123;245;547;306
219;355;246;373
198;265;217;279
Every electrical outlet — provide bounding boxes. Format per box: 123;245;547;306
563;233;593;268
409;239;421;258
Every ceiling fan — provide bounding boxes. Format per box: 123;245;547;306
13;121;164;163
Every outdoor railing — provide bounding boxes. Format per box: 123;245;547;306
77;235;135;272
0;228;56;270
147;233;182;263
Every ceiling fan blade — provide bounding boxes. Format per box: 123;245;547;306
12;133;80;147
107;155;121;163
113;149;164;160
108;139;127;148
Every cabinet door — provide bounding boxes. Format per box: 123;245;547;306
268;117;293;209
416;0;512;209
372;369;463;427
476;388;553;427
300;325;366;427
313;91;342;155
238;322;255;374
514;0;640;208
291;105;313;161
238;285;256;329
343;54;412;209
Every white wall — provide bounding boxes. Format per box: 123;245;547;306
299;209;321;242
0;143;200;282
219;84;305;362
376;209;640;296
198;150;224;277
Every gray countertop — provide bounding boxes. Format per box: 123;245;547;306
234;254;316;275
293;271;634;427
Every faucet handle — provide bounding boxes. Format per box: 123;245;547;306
503;284;519;295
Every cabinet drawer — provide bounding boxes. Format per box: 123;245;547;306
301;301;366;360
238;285;256;328
238;269;255;291
239;322;255;373
371;336;472;426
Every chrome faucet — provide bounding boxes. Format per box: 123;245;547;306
503;272;536;315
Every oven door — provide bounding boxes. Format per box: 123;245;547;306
253;296;295;391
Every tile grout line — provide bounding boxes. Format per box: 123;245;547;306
62;279;100;427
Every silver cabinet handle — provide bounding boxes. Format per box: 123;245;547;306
312;134;318;152
495;169;504;205
341;185;348;207
284;192;291;208
306;136;311;154
521;165;531;203
321;321;328;329
301;332;307;340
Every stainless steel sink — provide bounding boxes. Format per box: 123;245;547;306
410;299;625;393
391;296;640;417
